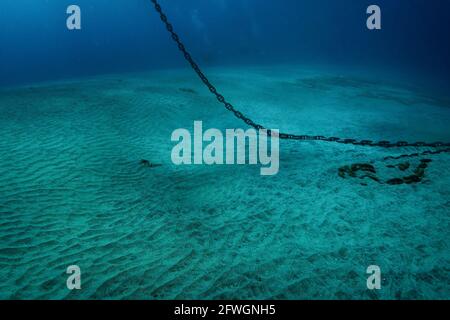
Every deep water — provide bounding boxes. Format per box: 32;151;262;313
0;1;449;300
1;0;450;90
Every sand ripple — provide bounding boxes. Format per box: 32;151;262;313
0;67;449;299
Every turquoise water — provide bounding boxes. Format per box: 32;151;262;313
0;65;449;299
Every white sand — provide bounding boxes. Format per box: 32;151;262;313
0;65;448;299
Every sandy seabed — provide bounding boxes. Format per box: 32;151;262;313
0;65;449;299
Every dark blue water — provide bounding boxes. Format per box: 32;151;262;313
1;0;449;90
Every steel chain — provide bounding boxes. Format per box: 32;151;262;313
150;0;450;158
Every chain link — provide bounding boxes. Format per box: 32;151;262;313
383;147;450;161
150;0;450;156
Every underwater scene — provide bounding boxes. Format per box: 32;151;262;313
0;0;449;300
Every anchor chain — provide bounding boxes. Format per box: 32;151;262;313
150;0;450;155
383;147;450;161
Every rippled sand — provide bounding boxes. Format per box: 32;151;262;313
0;66;449;299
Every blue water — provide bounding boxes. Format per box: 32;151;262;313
1;0;450;90
0;0;449;299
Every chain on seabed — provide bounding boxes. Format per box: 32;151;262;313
150;0;450;159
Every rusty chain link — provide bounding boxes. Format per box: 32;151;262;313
150;0;450;155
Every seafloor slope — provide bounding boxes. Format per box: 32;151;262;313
0;65;449;299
